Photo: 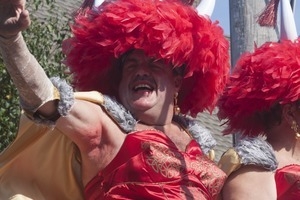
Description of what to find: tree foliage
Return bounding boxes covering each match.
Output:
[0,0,72,151]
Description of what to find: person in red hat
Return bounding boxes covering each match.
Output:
[218,0,300,199]
[0,0,229,199]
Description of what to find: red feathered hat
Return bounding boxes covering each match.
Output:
[218,0,300,136]
[62,0,230,117]
[218,39,300,137]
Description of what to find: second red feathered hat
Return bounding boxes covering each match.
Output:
[218,0,300,136]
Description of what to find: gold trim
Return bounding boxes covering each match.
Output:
[53,86,60,100]
[74,91,104,105]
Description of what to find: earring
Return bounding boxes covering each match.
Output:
[174,92,180,115]
[291,121,300,139]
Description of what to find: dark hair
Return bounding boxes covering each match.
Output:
[173,65,186,76]
[118,49,186,76]
[257,103,283,133]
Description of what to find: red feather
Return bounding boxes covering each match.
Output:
[218,38,300,137]
[63,0,230,116]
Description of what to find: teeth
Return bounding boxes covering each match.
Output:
[134,84,152,90]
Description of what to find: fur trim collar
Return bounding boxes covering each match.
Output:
[235,137,278,171]
[102,95,215,153]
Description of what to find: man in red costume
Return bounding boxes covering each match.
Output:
[0,0,229,199]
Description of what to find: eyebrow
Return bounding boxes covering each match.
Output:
[123,57,138,63]
[123,56,160,65]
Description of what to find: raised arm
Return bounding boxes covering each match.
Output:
[0,0,61,119]
[0,1,123,183]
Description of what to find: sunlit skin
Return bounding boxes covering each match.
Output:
[119,50,182,125]
[0,0,30,37]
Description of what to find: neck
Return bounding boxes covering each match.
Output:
[133,106,175,127]
[267,128,300,164]
[135,118,186,139]
[138,119,173,127]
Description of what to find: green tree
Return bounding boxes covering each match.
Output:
[0,0,72,151]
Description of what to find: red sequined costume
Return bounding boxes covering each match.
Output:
[85,130,226,200]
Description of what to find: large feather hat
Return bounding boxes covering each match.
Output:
[62,0,230,116]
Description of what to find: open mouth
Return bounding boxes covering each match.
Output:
[133,84,154,92]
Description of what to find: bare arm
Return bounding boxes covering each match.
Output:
[221,165,277,200]
[0,0,59,117]
[0,0,105,142]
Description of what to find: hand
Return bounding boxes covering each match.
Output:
[0,0,30,38]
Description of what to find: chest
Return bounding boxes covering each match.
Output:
[163,130,193,152]
[89,131,226,199]
[134,123,192,152]
[99,131,210,181]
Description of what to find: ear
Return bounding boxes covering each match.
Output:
[282,103,296,125]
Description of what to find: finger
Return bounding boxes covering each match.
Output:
[0,10,30,36]
[19,9,30,28]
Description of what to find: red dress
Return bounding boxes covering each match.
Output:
[276,164,300,200]
[84,130,226,200]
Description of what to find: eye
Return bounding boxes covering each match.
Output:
[150,61,165,71]
[123,62,137,72]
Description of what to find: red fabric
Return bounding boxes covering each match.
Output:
[62,0,230,116]
[276,164,300,200]
[84,130,226,200]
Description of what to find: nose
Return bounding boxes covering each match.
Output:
[135,63,150,76]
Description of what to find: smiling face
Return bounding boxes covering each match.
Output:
[118,50,182,122]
